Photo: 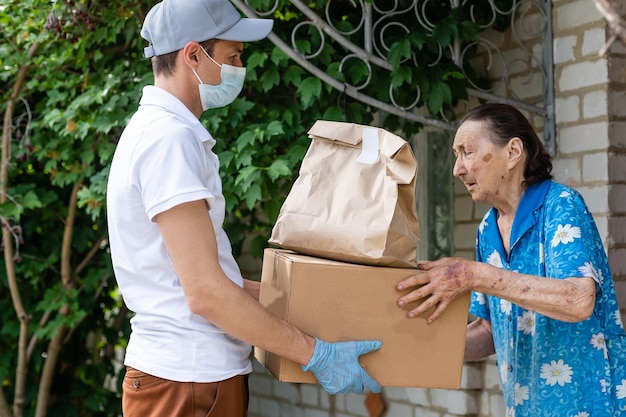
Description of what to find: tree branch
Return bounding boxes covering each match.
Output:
[75,235,106,276]
[0,386,11,417]
[26,234,107,360]
[34,315,67,417]
[594,0,626,54]
[34,181,81,417]
[2,38,41,417]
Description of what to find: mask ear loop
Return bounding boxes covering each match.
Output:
[193,45,221,85]
[200,46,222,68]
[191,68,204,84]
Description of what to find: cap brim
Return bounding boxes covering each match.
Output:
[215,18,273,42]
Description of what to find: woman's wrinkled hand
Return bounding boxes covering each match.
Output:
[395,257,476,324]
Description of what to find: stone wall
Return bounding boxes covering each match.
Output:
[246,1,625,416]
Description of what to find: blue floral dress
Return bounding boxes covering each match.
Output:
[470,180,626,417]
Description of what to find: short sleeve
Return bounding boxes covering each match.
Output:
[131,123,215,221]
[543,186,602,284]
[469,291,491,321]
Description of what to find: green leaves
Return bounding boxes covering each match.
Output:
[391,66,413,88]
[246,50,268,70]
[0,190,42,221]
[267,159,292,181]
[388,39,411,69]
[34,287,87,340]
[225,121,292,211]
[432,16,459,47]
[297,76,322,108]
[426,80,452,115]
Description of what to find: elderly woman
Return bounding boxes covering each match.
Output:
[396,103,626,416]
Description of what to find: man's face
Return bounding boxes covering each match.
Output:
[200,40,244,86]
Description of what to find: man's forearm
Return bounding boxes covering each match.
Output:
[243,279,260,301]
[464,319,495,362]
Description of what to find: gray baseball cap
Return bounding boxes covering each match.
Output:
[141,0,274,58]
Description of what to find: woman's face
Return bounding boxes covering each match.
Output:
[452,120,513,205]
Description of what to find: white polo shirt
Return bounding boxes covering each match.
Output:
[107,86,252,382]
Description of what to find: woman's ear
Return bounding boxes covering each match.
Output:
[508,137,524,167]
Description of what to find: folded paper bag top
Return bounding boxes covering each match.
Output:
[269,120,420,268]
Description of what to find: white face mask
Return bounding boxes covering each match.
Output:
[192,47,246,110]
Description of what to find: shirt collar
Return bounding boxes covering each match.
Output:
[139,86,214,144]
[484,179,552,255]
[510,179,552,250]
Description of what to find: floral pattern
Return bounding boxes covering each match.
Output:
[616,381,626,400]
[550,223,581,247]
[540,359,573,386]
[517,311,535,336]
[514,383,529,405]
[470,180,626,416]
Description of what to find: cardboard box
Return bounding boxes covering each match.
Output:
[254,249,470,389]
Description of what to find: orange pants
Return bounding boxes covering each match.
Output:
[122,367,249,417]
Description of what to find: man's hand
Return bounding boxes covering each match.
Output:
[302,338,382,395]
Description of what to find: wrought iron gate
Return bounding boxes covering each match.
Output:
[232,0,555,258]
[232,0,554,151]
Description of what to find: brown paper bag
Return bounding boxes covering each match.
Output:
[269,120,420,268]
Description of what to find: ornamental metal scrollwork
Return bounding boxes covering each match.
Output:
[232,0,555,154]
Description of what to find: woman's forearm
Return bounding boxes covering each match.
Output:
[473,263,596,322]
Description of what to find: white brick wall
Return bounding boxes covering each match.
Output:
[555,0,602,28]
[431,390,478,415]
[583,90,608,119]
[582,27,607,56]
[384,403,412,417]
[552,156,582,184]
[554,35,577,64]
[559,121,610,153]
[555,95,580,123]
[559,59,608,91]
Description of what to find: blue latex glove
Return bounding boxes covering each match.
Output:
[301,338,382,395]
